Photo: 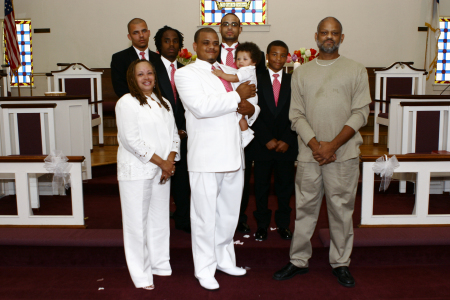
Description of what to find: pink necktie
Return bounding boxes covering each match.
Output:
[222,44,237,69]
[139,51,146,60]
[170,63,177,103]
[273,74,281,107]
[212,65,233,92]
[226,48,237,68]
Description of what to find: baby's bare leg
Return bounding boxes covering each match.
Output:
[239,114,248,131]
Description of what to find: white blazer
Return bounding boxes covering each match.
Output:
[116,93,180,181]
[175,59,260,173]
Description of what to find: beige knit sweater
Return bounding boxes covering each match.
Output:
[289,56,371,163]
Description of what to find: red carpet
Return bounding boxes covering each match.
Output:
[1,164,450,299]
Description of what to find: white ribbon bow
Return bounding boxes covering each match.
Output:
[44,150,72,190]
[372,154,400,191]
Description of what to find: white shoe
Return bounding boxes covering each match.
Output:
[198,277,220,291]
[216,266,247,276]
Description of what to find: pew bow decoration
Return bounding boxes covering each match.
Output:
[44,150,72,190]
[372,155,399,191]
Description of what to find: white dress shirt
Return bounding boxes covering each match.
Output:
[220,42,238,65]
[268,68,283,84]
[133,47,149,60]
[161,55,178,74]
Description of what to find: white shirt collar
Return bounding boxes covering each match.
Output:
[195,58,215,70]
[161,55,177,74]
[221,42,238,50]
[268,68,283,84]
[133,46,149,60]
[221,42,239,64]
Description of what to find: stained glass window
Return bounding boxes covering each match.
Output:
[3,20,33,86]
[201,0,266,26]
[436,18,450,83]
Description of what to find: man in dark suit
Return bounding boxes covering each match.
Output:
[111,18,159,98]
[149,25,190,233]
[217,13,266,234]
[249,40,298,241]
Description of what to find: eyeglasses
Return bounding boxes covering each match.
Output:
[221,22,239,28]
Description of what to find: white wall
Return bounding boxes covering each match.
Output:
[9,0,450,95]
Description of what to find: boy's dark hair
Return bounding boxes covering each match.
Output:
[235,42,262,65]
[154,25,184,53]
[266,40,289,54]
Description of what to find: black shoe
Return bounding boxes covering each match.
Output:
[236,222,250,233]
[255,227,267,241]
[332,266,355,288]
[277,228,292,240]
[273,263,309,281]
[175,224,191,234]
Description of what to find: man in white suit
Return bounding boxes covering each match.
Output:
[175,27,258,291]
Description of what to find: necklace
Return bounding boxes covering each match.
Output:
[316,55,341,67]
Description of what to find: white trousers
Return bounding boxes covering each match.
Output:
[118,172,171,288]
[189,167,244,280]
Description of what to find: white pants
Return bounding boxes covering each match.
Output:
[118,172,171,288]
[189,167,244,280]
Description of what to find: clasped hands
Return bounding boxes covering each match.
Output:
[312,141,337,166]
[266,138,289,153]
[159,159,176,184]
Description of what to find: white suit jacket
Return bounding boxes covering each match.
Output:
[175,59,260,173]
[116,93,180,181]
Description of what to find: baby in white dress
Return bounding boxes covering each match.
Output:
[212,42,261,148]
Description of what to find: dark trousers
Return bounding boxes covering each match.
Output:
[253,160,295,229]
[238,151,253,224]
[171,138,190,227]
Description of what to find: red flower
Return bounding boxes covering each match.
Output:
[178,48,192,59]
[309,55,315,61]
[310,48,317,56]
[293,50,301,57]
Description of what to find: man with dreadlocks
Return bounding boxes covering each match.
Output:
[150,26,191,234]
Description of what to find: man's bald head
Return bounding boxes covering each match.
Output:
[316,17,343,34]
[127,18,147,33]
[194,27,217,43]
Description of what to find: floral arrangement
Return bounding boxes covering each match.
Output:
[177,48,197,65]
[291,48,319,64]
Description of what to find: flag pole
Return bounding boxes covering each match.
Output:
[14,69,20,97]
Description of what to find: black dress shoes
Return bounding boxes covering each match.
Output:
[332,266,355,287]
[277,228,292,240]
[273,262,309,280]
[236,222,250,233]
[255,227,267,241]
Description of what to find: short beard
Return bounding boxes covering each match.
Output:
[316,39,340,54]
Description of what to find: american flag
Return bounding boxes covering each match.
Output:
[4,0,21,73]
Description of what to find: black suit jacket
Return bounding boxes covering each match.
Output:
[149,56,186,132]
[248,70,298,161]
[110,46,159,98]
[217,46,266,75]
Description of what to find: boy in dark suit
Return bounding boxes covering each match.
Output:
[249,40,298,241]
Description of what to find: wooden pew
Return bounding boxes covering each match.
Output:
[361,154,450,226]
[0,96,92,179]
[0,155,85,227]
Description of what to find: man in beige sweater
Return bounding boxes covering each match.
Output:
[273,17,371,288]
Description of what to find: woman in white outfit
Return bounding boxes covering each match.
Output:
[115,59,180,290]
